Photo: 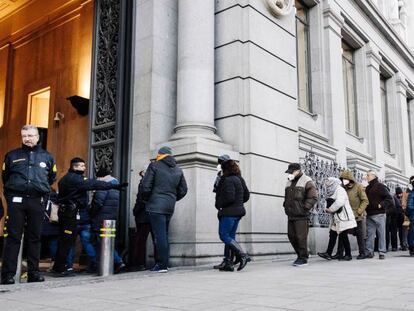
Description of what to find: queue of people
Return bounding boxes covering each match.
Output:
[1,124,414,285]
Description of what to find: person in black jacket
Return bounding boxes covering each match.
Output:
[90,166,125,274]
[215,159,250,272]
[141,147,187,273]
[52,158,128,276]
[394,187,408,251]
[1,125,56,285]
[132,165,156,271]
[365,170,394,259]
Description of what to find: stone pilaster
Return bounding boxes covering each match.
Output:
[322,3,347,165]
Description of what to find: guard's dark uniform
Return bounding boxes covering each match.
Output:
[53,169,121,273]
[1,144,56,280]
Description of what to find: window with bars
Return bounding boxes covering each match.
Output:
[295,0,311,112]
[342,41,358,135]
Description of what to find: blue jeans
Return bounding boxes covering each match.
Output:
[49,237,73,268]
[78,224,97,264]
[219,217,240,245]
[149,213,172,269]
[366,214,386,255]
[407,212,414,247]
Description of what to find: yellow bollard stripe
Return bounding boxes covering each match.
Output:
[64,230,73,234]
[4,234,8,237]
[100,228,116,232]
[99,234,116,237]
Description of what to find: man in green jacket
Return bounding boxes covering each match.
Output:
[340,170,369,259]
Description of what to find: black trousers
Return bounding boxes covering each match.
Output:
[1,196,44,277]
[327,229,352,257]
[287,219,309,260]
[53,205,78,272]
[386,213,398,250]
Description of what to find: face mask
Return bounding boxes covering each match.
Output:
[342,179,350,186]
[217,164,222,172]
[408,184,413,191]
[361,180,369,187]
[287,174,295,181]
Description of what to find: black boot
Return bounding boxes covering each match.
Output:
[1,274,15,285]
[218,260,234,272]
[213,260,226,269]
[27,272,45,283]
[228,241,249,271]
[214,245,232,269]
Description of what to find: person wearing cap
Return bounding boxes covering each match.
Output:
[364,170,394,259]
[283,163,317,267]
[141,147,188,273]
[215,159,250,271]
[212,154,234,270]
[394,187,407,251]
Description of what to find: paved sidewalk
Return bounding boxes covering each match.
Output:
[1,252,414,310]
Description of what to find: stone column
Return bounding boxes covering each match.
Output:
[162,0,235,266]
[172,0,220,141]
[396,76,411,175]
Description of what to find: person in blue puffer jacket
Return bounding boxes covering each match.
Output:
[90,166,125,273]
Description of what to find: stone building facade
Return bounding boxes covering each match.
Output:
[128,0,414,265]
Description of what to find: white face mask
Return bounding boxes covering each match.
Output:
[361,180,369,187]
[287,174,295,181]
[408,184,413,191]
[217,164,222,172]
[342,179,350,186]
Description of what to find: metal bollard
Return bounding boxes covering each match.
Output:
[15,233,24,283]
[99,220,116,276]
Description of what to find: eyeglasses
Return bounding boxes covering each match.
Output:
[22,134,39,139]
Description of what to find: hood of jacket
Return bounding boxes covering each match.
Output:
[340,170,355,183]
[160,156,177,168]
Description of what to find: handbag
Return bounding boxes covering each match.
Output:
[46,199,59,223]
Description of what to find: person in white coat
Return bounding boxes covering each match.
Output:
[319,178,357,261]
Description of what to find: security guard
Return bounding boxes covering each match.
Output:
[1,125,57,285]
[52,158,128,276]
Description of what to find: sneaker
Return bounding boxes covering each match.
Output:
[51,269,76,277]
[339,255,352,261]
[293,258,308,267]
[317,252,332,260]
[379,254,385,260]
[114,263,126,274]
[356,254,366,260]
[150,264,168,273]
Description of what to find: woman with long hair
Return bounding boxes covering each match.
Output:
[215,159,250,271]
